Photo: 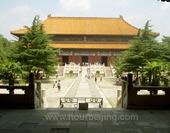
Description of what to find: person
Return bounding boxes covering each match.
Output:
[124,76,127,81]
[88,73,90,79]
[134,77,138,86]
[116,76,119,85]
[138,77,141,86]
[95,76,97,83]
[100,76,102,82]
[56,73,58,79]
[57,80,61,92]
[38,73,41,79]
[53,78,57,88]
[133,77,136,84]
[79,69,82,74]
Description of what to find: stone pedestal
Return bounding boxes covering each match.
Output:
[79,103,88,110]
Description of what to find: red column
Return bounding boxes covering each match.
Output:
[72,56,75,62]
[95,56,98,62]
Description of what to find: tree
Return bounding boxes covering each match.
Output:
[119,21,160,75]
[12,15,60,78]
[141,60,169,86]
[113,56,123,76]
[161,36,170,63]
[0,35,8,64]
[0,62,25,85]
[161,36,170,79]
[0,42,6,64]
[114,21,170,85]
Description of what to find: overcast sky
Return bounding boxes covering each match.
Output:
[0,0,170,41]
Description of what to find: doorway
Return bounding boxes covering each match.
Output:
[63,56,69,65]
[82,56,88,65]
[82,56,88,63]
[101,56,107,66]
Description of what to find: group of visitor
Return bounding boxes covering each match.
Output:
[116,75,127,85]
[53,74,61,92]
[133,77,141,86]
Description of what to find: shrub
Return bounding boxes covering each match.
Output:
[69,70,73,75]
[96,70,100,75]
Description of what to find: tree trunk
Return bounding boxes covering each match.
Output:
[9,79,14,85]
[137,71,138,78]
[36,69,40,80]
[149,75,151,86]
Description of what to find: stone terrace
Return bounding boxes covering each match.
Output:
[0,108,170,133]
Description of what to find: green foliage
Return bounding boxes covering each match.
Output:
[0,35,8,64]
[69,70,73,74]
[114,21,170,86]
[12,15,60,77]
[141,61,165,85]
[96,70,100,75]
[69,70,73,75]
[121,21,161,74]
[0,42,6,64]
[0,62,26,83]
[161,36,170,63]
[113,57,123,75]
[0,35,11,49]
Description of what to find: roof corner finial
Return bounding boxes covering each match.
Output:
[48,14,51,18]
[120,15,123,19]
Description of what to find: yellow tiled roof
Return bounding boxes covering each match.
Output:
[50,41,131,49]
[11,15,139,36]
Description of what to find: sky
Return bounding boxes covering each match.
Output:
[0,0,170,41]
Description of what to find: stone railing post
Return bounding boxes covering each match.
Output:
[127,73,134,108]
[28,73,35,108]
[42,89,47,108]
[121,81,127,108]
[36,81,42,108]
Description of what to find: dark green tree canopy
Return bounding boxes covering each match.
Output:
[0,34,10,64]
[161,36,170,62]
[13,15,60,76]
[114,21,169,86]
[121,21,160,73]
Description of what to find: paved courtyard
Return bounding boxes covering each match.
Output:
[42,66,121,108]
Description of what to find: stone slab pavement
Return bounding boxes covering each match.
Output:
[63,66,113,108]
[97,78,122,108]
[41,76,77,108]
[0,108,169,133]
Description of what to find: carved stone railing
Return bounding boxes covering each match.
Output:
[64,63,80,76]
[60,97,103,108]
[90,64,105,76]
[0,73,35,109]
[121,73,170,109]
[116,81,127,108]
[131,86,170,108]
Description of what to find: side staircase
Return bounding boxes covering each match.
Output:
[105,67,113,78]
[57,66,64,76]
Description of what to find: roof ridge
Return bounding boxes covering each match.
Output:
[11,15,145,36]
[47,16,121,20]
[121,18,139,31]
